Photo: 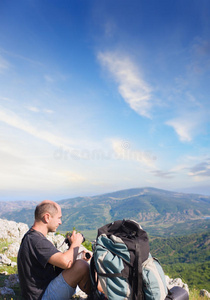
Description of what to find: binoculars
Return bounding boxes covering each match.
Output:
[64,232,91,260]
[64,232,85,247]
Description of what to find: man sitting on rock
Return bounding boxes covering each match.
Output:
[17,200,92,300]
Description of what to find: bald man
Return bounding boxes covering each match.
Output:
[17,200,91,300]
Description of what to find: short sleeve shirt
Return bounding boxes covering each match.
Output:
[17,229,60,300]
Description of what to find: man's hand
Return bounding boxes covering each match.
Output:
[69,230,84,247]
[77,250,92,261]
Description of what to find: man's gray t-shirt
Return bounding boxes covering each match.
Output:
[18,229,59,300]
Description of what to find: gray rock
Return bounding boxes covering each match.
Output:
[0,253,12,266]
[0,286,15,296]
[0,253,16,267]
[200,289,210,298]
[47,232,69,252]
[11,261,17,267]
[6,241,20,257]
[71,288,88,299]
[5,274,19,287]
[0,271,8,275]
[165,275,189,294]
[0,218,28,242]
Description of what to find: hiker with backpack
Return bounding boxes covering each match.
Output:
[17,200,189,300]
[17,200,92,300]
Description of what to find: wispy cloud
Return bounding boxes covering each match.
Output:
[151,169,175,179]
[27,106,40,112]
[193,39,210,57]
[0,146,87,191]
[43,109,54,114]
[166,112,205,142]
[188,159,210,177]
[0,55,10,73]
[111,139,156,167]
[44,75,54,83]
[104,21,117,38]
[26,106,54,114]
[0,47,43,67]
[0,108,73,149]
[98,51,152,118]
[189,38,210,75]
[0,96,11,102]
[166,118,194,142]
[57,171,86,183]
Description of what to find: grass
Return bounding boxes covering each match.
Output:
[0,239,17,275]
[0,239,22,299]
[189,288,209,299]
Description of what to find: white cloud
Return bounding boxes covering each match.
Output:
[57,171,86,183]
[26,106,54,114]
[0,153,86,191]
[98,51,152,118]
[27,106,40,112]
[151,169,175,179]
[165,112,205,142]
[44,75,54,83]
[0,48,43,67]
[0,55,10,73]
[43,109,54,114]
[188,160,210,178]
[0,133,87,193]
[166,118,194,142]
[111,139,156,167]
[0,97,11,101]
[0,107,75,150]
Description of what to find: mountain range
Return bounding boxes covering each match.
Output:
[1,187,210,238]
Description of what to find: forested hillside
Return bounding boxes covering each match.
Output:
[150,231,210,290]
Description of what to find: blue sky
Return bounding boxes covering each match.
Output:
[0,0,210,201]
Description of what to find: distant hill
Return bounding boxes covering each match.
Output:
[1,187,210,237]
[0,201,38,218]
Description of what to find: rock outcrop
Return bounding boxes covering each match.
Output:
[165,275,189,294]
[0,219,29,243]
[200,289,210,298]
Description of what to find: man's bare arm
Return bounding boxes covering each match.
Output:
[48,231,83,269]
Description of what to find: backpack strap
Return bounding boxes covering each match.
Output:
[89,257,100,297]
[90,257,110,300]
[132,243,144,300]
[97,272,122,278]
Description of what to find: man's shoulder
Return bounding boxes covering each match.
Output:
[19,229,59,257]
[21,229,48,247]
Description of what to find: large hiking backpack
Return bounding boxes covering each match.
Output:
[90,219,188,300]
[90,219,150,300]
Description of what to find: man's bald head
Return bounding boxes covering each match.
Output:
[35,200,60,221]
